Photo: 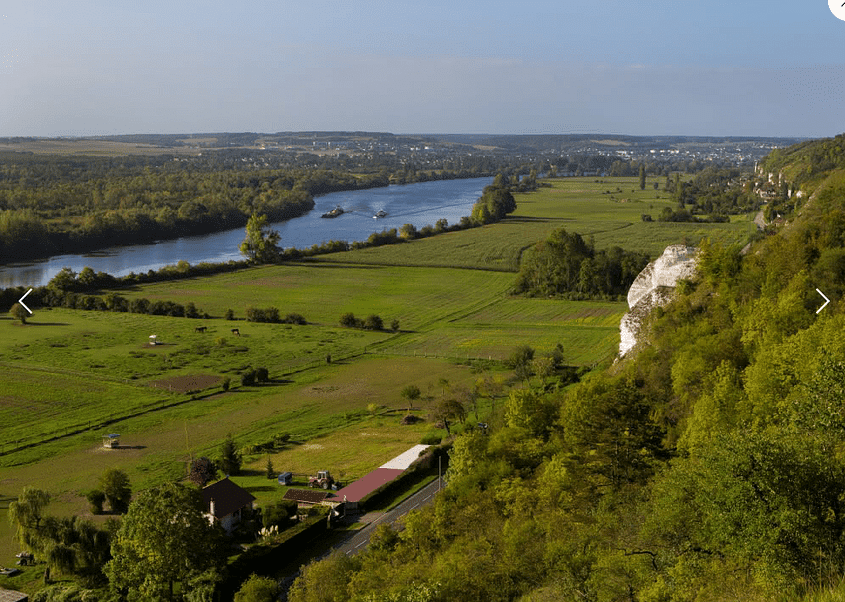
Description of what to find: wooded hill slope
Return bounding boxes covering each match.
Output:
[288,135,845,602]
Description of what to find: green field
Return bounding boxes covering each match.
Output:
[0,176,756,592]
[306,177,757,271]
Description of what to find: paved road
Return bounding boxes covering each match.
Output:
[337,477,443,556]
[278,478,444,599]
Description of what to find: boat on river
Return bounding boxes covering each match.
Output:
[373,210,387,219]
[321,205,345,218]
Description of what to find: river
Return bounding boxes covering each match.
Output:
[0,177,492,288]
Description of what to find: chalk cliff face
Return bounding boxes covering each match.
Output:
[619,244,698,357]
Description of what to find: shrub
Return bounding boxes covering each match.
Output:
[363,314,383,331]
[241,371,257,386]
[262,500,298,529]
[255,367,269,382]
[421,432,442,445]
[340,312,358,327]
[225,308,235,320]
[391,318,400,332]
[86,489,106,514]
[283,313,306,325]
[246,307,281,323]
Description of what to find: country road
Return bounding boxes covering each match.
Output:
[279,477,444,599]
[337,476,443,556]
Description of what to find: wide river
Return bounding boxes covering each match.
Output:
[0,177,492,288]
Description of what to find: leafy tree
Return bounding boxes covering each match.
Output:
[86,489,106,515]
[363,314,383,331]
[431,398,466,437]
[188,457,218,487]
[235,574,280,602]
[105,482,224,601]
[219,434,242,476]
[100,469,132,514]
[504,389,558,437]
[10,303,29,324]
[401,384,421,413]
[399,223,417,240]
[288,551,358,602]
[8,486,51,550]
[507,344,535,382]
[339,312,358,328]
[239,213,281,263]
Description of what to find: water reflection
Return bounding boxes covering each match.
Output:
[0,177,491,288]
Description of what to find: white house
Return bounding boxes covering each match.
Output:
[201,477,256,535]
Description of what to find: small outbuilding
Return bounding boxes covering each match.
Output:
[277,472,293,486]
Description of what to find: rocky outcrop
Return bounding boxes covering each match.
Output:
[619,244,698,357]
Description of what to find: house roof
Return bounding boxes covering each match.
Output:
[282,489,331,504]
[202,478,256,519]
[333,467,404,503]
[0,590,28,602]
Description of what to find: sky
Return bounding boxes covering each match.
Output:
[1,0,843,138]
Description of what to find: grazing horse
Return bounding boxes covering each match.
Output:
[231,328,240,336]
[195,326,207,333]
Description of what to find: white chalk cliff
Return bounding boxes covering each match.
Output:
[619,244,698,357]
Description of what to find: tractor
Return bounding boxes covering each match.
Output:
[309,470,335,489]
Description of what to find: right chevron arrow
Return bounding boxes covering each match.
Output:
[816,288,830,314]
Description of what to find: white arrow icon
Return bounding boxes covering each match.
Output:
[18,288,32,315]
[816,288,830,314]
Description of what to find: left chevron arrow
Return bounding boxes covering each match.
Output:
[18,288,32,314]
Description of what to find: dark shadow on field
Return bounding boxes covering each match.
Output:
[27,322,72,326]
[112,445,146,450]
[237,468,267,478]
[243,485,275,494]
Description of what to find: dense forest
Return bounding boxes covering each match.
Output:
[286,137,845,602]
[0,149,517,262]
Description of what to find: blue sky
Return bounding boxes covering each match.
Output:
[1,1,843,137]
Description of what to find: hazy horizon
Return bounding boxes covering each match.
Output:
[2,1,843,139]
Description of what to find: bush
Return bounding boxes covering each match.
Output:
[262,500,298,529]
[363,314,383,331]
[225,308,235,320]
[421,432,443,445]
[255,367,269,382]
[246,307,281,323]
[241,371,257,386]
[340,312,358,327]
[86,489,106,514]
[283,313,306,325]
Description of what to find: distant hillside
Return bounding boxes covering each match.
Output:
[755,133,845,220]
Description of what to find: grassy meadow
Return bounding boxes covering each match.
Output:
[0,176,757,591]
[304,176,757,271]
